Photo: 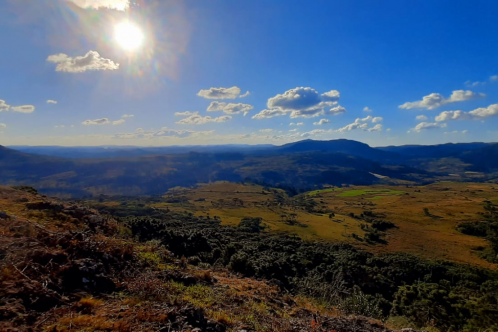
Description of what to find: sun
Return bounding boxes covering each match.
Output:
[114,22,144,51]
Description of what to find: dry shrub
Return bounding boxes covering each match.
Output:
[135,308,169,323]
[125,271,168,301]
[195,270,212,282]
[208,310,235,325]
[55,315,131,331]
[78,297,104,314]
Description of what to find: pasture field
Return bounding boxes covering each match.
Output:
[151,181,498,268]
[336,189,406,197]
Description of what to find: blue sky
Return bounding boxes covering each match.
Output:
[1,0,498,146]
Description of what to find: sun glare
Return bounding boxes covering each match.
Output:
[114,22,144,51]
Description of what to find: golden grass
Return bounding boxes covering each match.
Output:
[149,181,498,268]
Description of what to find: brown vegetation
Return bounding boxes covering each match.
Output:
[0,186,409,331]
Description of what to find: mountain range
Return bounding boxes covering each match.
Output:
[2,139,497,197]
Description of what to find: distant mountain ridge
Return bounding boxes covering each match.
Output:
[8,144,274,159]
[10,139,496,161]
[273,139,403,162]
[378,142,494,158]
[2,139,498,197]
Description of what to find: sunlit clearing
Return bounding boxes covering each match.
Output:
[115,22,144,51]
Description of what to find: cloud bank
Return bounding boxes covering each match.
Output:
[435,103,498,121]
[114,127,214,139]
[399,90,485,110]
[176,112,232,124]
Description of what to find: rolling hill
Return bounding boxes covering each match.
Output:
[2,139,497,197]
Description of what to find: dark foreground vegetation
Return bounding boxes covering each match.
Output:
[95,201,498,332]
[2,185,498,331]
[457,201,498,263]
[2,186,399,332]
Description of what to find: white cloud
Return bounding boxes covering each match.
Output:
[367,124,383,132]
[47,51,119,73]
[411,122,447,132]
[240,91,251,98]
[113,119,125,125]
[259,128,273,133]
[416,115,428,121]
[465,81,484,88]
[65,0,129,10]
[207,102,253,116]
[47,100,57,104]
[399,90,486,110]
[174,111,196,117]
[336,119,369,133]
[252,109,288,119]
[122,114,134,118]
[176,112,232,125]
[82,118,110,125]
[289,122,304,126]
[435,103,498,122]
[54,125,65,129]
[197,86,242,99]
[268,87,322,110]
[0,100,35,113]
[386,128,391,132]
[462,130,468,134]
[465,75,498,87]
[0,100,10,112]
[289,102,346,118]
[254,87,345,119]
[320,90,341,101]
[313,119,330,126]
[301,129,326,138]
[11,105,35,113]
[329,105,346,115]
[334,116,383,133]
[289,109,324,118]
[363,107,372,112]
[356,115,382,123]
[114,127,214,139]
[0,123,6,128]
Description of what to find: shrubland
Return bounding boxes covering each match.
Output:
[2,184,498,331]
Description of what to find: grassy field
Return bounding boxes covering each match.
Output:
[307,187,343,196]
[336,189,406,197]
[150,181,498,269]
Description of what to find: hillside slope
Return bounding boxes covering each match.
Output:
[0,186,417,332]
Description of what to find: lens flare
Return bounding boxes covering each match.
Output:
[114,21,144,51]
